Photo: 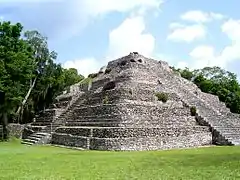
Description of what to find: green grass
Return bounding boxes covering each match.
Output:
[0,141,240,180]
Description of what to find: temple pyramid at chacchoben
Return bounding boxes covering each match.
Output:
[27,52,240,150]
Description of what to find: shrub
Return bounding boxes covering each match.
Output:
[102,95,109,104]
[190,106,197,116]
[105,68,112,74]
[155,92,168,103]
[88,73,98,79]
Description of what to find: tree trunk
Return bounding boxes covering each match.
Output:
[2,112,8,140]
[16,76,37,121]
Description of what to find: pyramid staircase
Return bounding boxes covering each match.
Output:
[21,82,88,145]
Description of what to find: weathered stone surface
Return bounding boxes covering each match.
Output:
[52,129,211,151]
[24,53,240,150]
[7,123,25,138]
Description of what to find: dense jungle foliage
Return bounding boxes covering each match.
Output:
[0,21,84,138]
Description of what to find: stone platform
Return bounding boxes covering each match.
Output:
[52,126,211,150]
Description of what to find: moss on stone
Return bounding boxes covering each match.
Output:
[155,92,168,103]
[190,106,197,116]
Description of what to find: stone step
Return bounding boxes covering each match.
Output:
[218,129,240,134]
[215,126,240,129]
[211,122,238,127]
[31,134,46,138]
[22,138,37,144]
[223,134,240,139]
[72,115,196,122]
[65,121,197,127]
[230,140,240,145]
[28,136,41,141]
[55,126,209,138]
[73,104,191,117]
[32,122,52,126]
[22,132,51,146]
[30,125,47,128]
[79,89,182,105]
[36,132,50,136]
[21,141,34,146]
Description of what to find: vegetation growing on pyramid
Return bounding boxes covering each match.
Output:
[190,106,197,116]
[155,92,169,103]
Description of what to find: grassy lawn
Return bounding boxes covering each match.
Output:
[0,141,240,180]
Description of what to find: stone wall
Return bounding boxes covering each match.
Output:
[55,126,209,138]
[52,127,212,151]
[7,123,25,138]
[65,116,197,128]
[81,86,183,106]
[0,124,26,139]
[51,133,88,149]
[89,132,212,151]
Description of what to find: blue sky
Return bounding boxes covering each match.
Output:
[0,0,240,78]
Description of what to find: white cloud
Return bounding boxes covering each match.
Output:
[219,19,240,67]
[189,45,219,68]
[107,16,155,59]
[210,12,225,20]
[176,61,189,69]
[0,0,162,76]
[181,10,210,23]
[180,10,225,23]
[189,44,240,70]
[29,0,161,75]
[63,15,156,76]
[169,22,185,29]
[189,19,240,69]
[83,0,163,17]
[222,19,240,43]
[167,24,206,43]
[0,0,162,41]
[63,58,104,77]
[190,45,215,60]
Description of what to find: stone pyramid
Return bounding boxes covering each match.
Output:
[51,52,240,150]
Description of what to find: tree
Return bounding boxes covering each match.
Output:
[176,66,240,114]
[62,68,84,88]
[0,21,36,138]
[22,31,84,118]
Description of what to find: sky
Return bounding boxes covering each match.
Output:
[0,0,240,79]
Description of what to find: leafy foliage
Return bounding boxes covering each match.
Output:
[190,106,197,116]
[105,68,112,74]
[102,95,109,104]
[0,21,84,135]
[155,92,168,103]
